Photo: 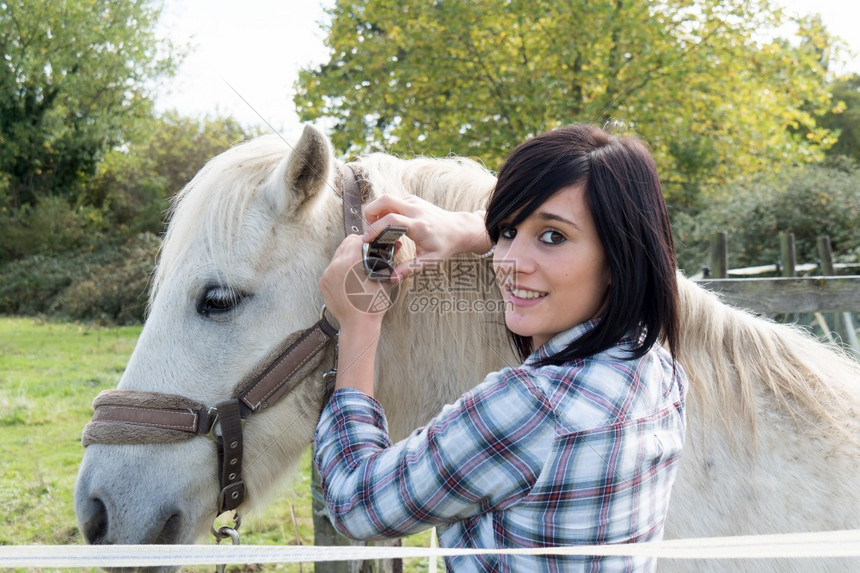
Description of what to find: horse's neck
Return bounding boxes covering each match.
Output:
[675,274,860,448]
[373,267,513,439]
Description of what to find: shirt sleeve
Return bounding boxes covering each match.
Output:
[313,369,556,541]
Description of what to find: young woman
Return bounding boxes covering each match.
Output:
[315,123,687,571]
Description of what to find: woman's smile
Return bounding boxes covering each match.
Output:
[507,285,548,302]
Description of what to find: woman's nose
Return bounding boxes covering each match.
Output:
[494,236,535,277]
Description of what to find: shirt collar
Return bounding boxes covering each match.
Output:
[525,319,600,365]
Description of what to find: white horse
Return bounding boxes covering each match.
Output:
[75,125,860,571]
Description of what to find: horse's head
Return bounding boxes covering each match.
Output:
[74,123,510,558]
[74,125,346,548]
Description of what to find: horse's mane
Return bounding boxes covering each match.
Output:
[360,151,860,447]
[361,151,860,446]
[357,152,496,212]
[677,275,860,445]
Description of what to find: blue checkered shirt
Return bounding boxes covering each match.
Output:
[314,321,687,572]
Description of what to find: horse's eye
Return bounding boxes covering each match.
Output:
[197,286,247,317]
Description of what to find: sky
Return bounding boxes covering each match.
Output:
[154,0,860,135]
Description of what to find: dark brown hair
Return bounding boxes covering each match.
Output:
[486,123,680,366]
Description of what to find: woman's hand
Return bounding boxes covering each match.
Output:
[318,234,392,334]
[363,195,492,281]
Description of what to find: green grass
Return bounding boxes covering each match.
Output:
[0,318,139,548]
[0,317,438,572]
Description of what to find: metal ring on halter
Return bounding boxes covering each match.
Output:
[213,526,240,573]
[319,304,339,331]
[213,525,240,545]
[212,524,241,547]
[211,513,242,542]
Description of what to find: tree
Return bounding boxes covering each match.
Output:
[88,112,258,237]
[820,74,860,163]
[295,0,837,206]
[0,0,178,209]
[0,112,255,261]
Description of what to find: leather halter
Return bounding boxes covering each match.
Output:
[82,164,365,515]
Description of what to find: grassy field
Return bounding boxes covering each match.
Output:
[0,317,435,572]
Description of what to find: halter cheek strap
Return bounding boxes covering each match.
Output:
[213,316,338,512]
[341,163,366,236]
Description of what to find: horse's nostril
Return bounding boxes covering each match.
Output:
[82,497,109,545]
[154,512,183,544]
[79,496,185,546]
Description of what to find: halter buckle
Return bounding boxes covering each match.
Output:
[362,225,406,281]
[319,304,339,332]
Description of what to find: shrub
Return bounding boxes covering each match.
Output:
[673,163,860,275]
[0,233,161,324]
[0,254,76,315]
[0,195,107,263]
[53,234,161,324]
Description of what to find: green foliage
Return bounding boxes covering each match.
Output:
[53,234,162,325]
[87,112,258,236]
[0,254,75,316]
[296,0,838,205]
[0,195,107,261]
[820,74,860,163]
[0,233,161,324]
[0,111,259,324]
[673,163,860,274]
[0,112,256,264]
[0,0,179,209]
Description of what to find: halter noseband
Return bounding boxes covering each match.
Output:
[81,163,366,516]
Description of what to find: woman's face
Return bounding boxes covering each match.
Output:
[493,183,610,350]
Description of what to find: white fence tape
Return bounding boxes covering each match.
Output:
[2,529,860,567]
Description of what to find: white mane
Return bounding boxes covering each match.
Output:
[676,276,860,449]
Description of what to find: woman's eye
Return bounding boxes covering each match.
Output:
[540,230,566,245]
[197,286,247,317]
[499,226,517,240]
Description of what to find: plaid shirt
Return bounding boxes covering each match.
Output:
[314,321,687,572]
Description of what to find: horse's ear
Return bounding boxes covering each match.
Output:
[279,124,332,213]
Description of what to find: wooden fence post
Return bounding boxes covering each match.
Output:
[709,232,728,279]
[817,236,860,357]
[779,232,797,278]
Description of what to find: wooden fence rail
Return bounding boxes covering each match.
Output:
[694,276,860,314]
[695,232,860,356]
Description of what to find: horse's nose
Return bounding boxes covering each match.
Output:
[79,494,184,545]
